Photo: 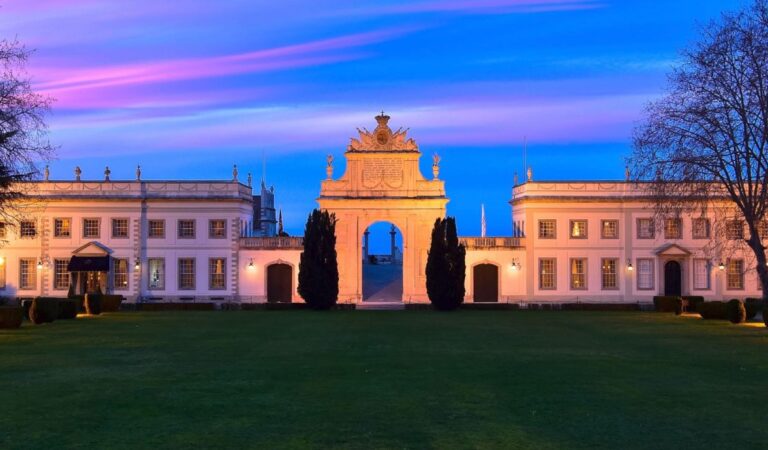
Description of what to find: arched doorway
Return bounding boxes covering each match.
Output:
[362,222,403,302]
[664,261,682,296]
[267,263,292,303]
[473,264,499,302]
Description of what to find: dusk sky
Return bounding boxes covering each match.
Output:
[1,0,743,238]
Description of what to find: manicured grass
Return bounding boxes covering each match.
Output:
[1,311,767,449]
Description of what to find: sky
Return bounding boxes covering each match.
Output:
[0,0,746,243]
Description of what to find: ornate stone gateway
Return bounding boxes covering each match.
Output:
[319,113,448,303]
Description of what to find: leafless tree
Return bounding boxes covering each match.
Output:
[630,0,768,317]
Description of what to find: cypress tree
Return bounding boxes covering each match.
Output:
[426,216,466,310]
[298,209,339,310]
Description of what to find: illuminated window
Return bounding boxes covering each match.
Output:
[178,220,195,239]
[637,258,654,290]
[664,218,682,239]
[726,220,744,240]
[539,258,556,290]
[178,258,195,290]
[727,259,744,290]
[112,218,129,238]
[0,260,5,288]
[113,258,129,290]
[569,220,588,239]
[148,220,165,238]
[209,258,226,290]
[20,221,36,238]
[209,220,226,239]
[83,218,100,238]
[601,258,618,290]
[637,218,654,239]
[148,258,165,290]
[570,258,587,289]
[538,220,556,239]
[692,218,710,239]
[53,259,70,290]
[693,259,710,290]
[19,258,36,290]
[54,218,71,238]
[601,220,618,239]
[0,222,5,238]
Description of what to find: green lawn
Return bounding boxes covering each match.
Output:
[1,311,767,449]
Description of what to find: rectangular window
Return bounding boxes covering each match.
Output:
[148,258,165,290]
[601,258,618,290]
[637,218,654,239]
[113,258,129,290]
[0,261,6,289]
[54,218,71,238]
[111,218,129,238]
[148,219,165,238]
[209,258,226,290]
[727,259,744,290]
[759,220,768,239]
[726,220,744,240]
[20,220,36,238]
[83,218,100,238]
[539,258,556,290]
[178,258,196,290]
[637,258,654,290]
[538,220,556,239]
[178,219,196,239]
[569,220,588,239]
[209,219,227,239]
[570,258,587,290]
[19,258,36,290]
[0,222,6,238]
[664,218,682,239]
[53,259,70,290]
[601,220,619,239]
[693,259,710,290]
[692,218,710,239]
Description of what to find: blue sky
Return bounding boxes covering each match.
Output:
[0,0,745,238]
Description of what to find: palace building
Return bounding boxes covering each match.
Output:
[0,114,761,305]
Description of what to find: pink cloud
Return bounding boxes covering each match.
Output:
[341,0,603,15]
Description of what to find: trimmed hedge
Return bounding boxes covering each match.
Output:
[29,297,59,324]
[138,302,216,311]
[0,306,23,329]
[653,296,679,312]
[745,298,763,320]
[559,303,640,311]
[101,295,124,312]
[698,301,729,320]
[57,299,78,320]
[85,293,102,315]
[727,299,746,324]
[682,296,705,312]
[675,298,684,316]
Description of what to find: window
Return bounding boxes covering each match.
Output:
[637,218,654,239]
[664,218,682,239]
[693,259,710,290]
[692,218,710,239]
[54,218,71,238]
[0,261,5,289]
[570,258,587,290]
[148,220,165,238]
[148,258,165,290]
[19,258,36,290]
[569,220,588,239]
[759,221,768,239]
[112,218,129,238]
[178,219,195,239]
[53,259,69,290]
[113,258,128,290]
[727,259,744,290]
[601,220,619,239]
[637,258,654,290]
[83,218,100,238]
[601,258,618,290]
[539,258,556,290]
[209,219,226,239]
[178,258,195,290]
[0,222,5,238]
[726,220,744,240]
[209,258,226,290]
[20,220,36,238]
[538,220,556,239]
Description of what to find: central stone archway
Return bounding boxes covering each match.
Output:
[318,113,448,303]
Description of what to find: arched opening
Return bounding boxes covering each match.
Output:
[473,264,499,302]
[664,260,682,296]
[267,263,292,303]
[362,222,403,302]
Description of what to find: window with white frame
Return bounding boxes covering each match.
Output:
[601,220,618,239]
[148,258,165,290]
[20,221,36,238]
[637,218,654,239]
[601,258,618,290]
[693,259,710,290]
[727,259,744,290]
[637,258,654,290]
[53,259,69,290]
[178,219,196,239]
[113,258,128,290]
[692,218,710,239]
[569,220,588,239]
[148,220,165,238]
[209,219,226,239]
[726,220,744,240]
[538,220,556,239]
[19,258,36,290]
[539,258,556,290]
[54,218,71,238]
[209,258,226,290]
[664,218,682,239]
[83,218,100,238]
[570,258,587,289]
[178,258,195,290]
[112,218,129,238]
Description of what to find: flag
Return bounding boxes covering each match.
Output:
[481,204,486,237]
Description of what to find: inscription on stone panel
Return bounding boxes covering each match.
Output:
[362,159,404,188]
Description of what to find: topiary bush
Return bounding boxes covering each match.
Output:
[84,293,102,315]
[57,299,78,320]
[29,297,59,324]
[681,296,705,312]
[745,298,763,320]
[727,299,746,324]
[101,295,124,312]
[426,217,466,311]
[697,301,729,320]
[297,209,339,310]
[0,306,23,329]
[653,296,680,312]
[674,298,685,315]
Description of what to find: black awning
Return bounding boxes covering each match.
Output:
[67,256,110,272]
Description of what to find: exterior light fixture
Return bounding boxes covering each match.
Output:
[0,256,5,265]
[627,260,633,271]
[134,260,141,270]
[37,259,43,270]
[509,259,521,272]
[718,261,725,271]
[247,258,255,270]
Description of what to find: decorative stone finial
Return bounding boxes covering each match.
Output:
[247,172,252,187]
[232,164,238,182]
[104,166,111,181]
[74,166,81,181]
[326,154,334,180]
[432,153,440,180]
[527,166,533,182]
[136,165,141,181]
[44,165,49,181]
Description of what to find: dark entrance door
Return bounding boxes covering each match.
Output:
[267,264,292,303]
[664,261,682,296]
[473,264,499,302]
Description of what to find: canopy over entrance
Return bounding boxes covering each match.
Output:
[68,241,113,294]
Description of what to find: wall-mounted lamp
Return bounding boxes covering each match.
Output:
[626,260,633,271]
[247,258,256,270]
[134,259,141,270]
[718,261,726,271]
[509,258,521,272]
[37,259,43,270]
[0,256,5,265]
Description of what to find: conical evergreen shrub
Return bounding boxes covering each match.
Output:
[426,217,466,310]
[298,209,339,310]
